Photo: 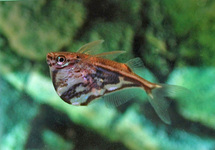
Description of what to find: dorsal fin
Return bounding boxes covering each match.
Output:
[126,57,145,72]
[76,40,104,55]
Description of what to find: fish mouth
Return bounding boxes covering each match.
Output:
[46,52,54,66]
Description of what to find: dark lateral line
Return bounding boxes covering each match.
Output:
[94,65,143,87]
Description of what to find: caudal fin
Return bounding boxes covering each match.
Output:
[147,84,190,124]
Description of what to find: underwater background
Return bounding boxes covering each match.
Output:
[0,0,215,149]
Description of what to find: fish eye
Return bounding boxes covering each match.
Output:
[57,55,66,65]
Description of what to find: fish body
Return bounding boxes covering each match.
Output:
[47,40,186,124]
[47,51,158,105]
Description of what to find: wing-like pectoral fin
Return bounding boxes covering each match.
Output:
[93,51,126,60]
[76,40,104,54]
[76,40,126,60]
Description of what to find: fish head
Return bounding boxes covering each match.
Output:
[46,52,81,70]
[46,52,85,97]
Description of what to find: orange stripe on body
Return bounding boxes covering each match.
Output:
[88,56,157,90]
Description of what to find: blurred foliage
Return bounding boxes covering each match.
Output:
[42,130,74,150]
[162,0,215,66]
[0,77,39,149]
[168,67,215,128]
[79,21,135,62]
[0,0,85,60]
[136,0,215,81]
[0,0,215,150]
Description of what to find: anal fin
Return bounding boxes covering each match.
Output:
[103,88,142,108]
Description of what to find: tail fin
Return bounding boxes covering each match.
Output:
[147,84,190,124]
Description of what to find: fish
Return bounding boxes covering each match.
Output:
[46,40,187,124]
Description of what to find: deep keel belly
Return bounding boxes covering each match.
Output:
[59,66,142,105]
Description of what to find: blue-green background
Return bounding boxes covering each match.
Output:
[0,0,215,149]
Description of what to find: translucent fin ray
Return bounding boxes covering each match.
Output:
[76,40,104,54]
[148,87,171,124]
[104,88,141,108]
[147,84,191,124]
[126,57,145,72]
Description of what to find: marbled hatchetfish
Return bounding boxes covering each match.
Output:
[46,40,186,124]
